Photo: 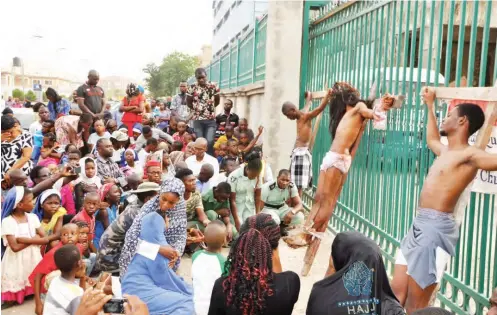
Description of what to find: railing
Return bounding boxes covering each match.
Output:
[301,1,496,314]
[189,14,268,89]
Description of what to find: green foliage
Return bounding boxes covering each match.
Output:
[25,90,37,102]
[143,51,200,97]
[42,93,48,102]
[12,89,24,99]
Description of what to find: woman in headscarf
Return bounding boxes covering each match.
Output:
[119,178,186,277]
[74,157,102,213]
[120,83,145,138]
[306,231,405,315]
[122,211,194,314]
[93,183,121,249]
[32,189,67,253]
[120,148,143,178]
[169,142,195,166]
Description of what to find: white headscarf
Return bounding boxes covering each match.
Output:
[75,157,102,188]
[14,186,25,209]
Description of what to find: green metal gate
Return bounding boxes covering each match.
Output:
[301,1,497,314]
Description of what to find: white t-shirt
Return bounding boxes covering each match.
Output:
[88,132,111,146]
[138,150,150,168]
[185,154,220,176]
[29,121,42,134]
[191,250,226,315]
[43,276,84,315]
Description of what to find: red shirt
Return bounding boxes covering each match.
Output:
[121,95,145,124]
[29,243,84,293]
[71,210,96,241]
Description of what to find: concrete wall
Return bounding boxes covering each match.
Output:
[216,1,304,178]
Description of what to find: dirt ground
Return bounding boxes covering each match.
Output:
[3,233,334,315]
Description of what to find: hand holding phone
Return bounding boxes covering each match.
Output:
[103,298,127,314]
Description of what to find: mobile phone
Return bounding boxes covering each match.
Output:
[74,166,81,174]
[103,298,127,314]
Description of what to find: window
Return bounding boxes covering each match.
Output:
[44,80,52,85]
[33,79,41,84]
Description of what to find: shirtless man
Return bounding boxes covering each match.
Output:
[305,82,385,235]
[282,90,332,197]
[391,87,497,314]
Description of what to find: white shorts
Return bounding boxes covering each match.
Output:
[395,247,450,283]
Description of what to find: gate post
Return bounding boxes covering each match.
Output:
[262,0,305,174]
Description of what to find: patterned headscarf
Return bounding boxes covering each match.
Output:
[119,177,186,277]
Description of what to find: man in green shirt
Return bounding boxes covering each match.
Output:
[202,182,237,240]
[260,169,304,229]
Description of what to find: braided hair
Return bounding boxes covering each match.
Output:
[328,82,373,139]
[240,213,280,250]
[223,228,274,315]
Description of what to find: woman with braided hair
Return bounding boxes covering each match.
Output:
[208,228,300,315]
[239,213,283,273]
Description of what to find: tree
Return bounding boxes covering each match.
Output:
[12,89,24,100]
[143,51,200,97]
[25,90,36,102]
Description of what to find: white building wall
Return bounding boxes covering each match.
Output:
[212,0,268,56]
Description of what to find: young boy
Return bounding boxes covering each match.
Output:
[213,125,238,150]
[215,143,228,164]
[88,119,111,154]
[71,192,99,253]
[138,138,158,167]
[172,120,190,150]
[42,244,85,315]
[225,139,240,162]
[74,221,96,276]
[171,141,184,152]
[191,221,227,315]
[30,223,83,315]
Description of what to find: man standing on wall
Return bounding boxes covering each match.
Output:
[186,68,220,153]
[76,70,106,119]
[281,91,330,197]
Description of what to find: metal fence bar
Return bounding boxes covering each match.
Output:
[302,1,496,314]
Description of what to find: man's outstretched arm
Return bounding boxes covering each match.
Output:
[306,89,333,119]
[469,148,497,171]
[422,87,444,156]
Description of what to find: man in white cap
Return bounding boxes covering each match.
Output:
[96,182,160,275]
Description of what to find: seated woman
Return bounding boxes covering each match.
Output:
[239,213,283,273]
[306,231,405,315]
[208,227,300,315]
[121,212,194,315]
[119,178,187,276]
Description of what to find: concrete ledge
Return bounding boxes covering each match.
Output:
[220,82,265,97]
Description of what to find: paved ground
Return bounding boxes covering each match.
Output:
[3,233,334,315]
